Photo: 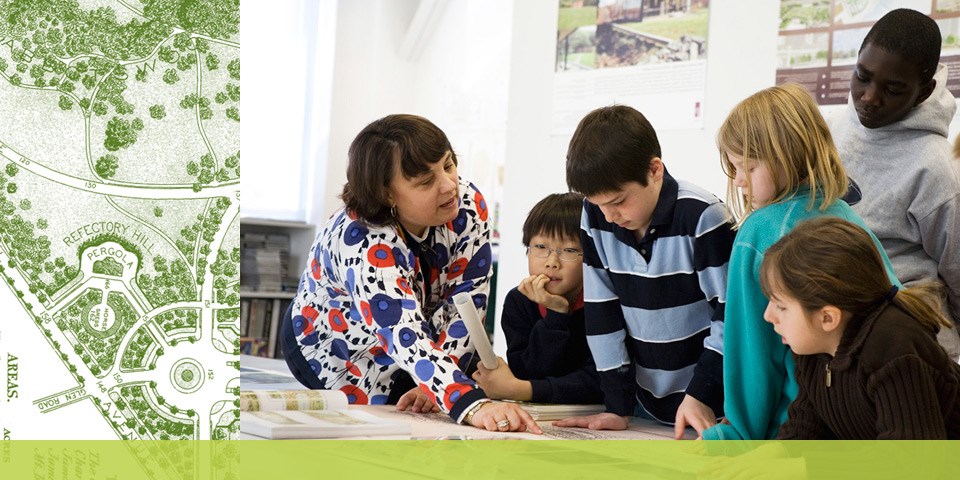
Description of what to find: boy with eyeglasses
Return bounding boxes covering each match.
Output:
[472,193,603,405]
[554,105,735,439]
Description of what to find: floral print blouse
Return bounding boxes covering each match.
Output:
[290,178,493,420]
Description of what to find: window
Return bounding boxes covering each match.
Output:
[241,0,336,221]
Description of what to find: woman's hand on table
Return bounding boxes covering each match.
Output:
[470,401,543,434]
[395,386,440,413]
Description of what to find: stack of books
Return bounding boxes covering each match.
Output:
[240,232,291,292]
[240,390,411,439]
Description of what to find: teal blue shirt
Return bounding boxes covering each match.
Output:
[702,190,899,440]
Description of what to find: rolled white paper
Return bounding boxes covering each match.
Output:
[452,292,498,370]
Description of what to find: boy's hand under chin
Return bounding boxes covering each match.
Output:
[519,274,569,313]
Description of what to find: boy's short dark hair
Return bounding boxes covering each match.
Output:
[522,192,585,246]
[860,8,941,84]
[340,114,456,225]
[566,105,662,196]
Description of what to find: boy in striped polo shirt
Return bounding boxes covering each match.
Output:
[554,105,735,439]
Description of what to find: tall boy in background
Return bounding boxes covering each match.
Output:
[830,8,960,358]
[555,106,735,439]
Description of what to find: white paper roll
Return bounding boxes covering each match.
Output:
[452,292,498,369]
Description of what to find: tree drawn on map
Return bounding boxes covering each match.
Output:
[0,0,240,465]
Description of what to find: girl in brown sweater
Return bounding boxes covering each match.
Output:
[758,216,960,439]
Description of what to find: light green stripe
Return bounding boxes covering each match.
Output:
[3,440,958,479]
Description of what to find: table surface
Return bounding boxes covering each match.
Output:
[239,355,687,440]
[241,405,683,440]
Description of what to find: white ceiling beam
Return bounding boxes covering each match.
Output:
[397,0,447,61]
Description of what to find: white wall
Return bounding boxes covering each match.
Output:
[319,0,512,227]
[318,0,419,227]
[409,1,512,212]
[492,0,780,354]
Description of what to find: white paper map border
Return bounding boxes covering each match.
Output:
[0,0,240,445]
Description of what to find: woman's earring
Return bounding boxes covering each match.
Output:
[390,205,398,218]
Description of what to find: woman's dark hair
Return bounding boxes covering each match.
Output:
[340,114,456,225]
[760,216,950,332]
[521,192,585,246]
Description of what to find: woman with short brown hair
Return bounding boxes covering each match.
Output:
[281,114,540,433]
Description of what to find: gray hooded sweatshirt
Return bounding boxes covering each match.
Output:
[830,64,960,332]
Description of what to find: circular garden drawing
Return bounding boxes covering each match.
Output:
[170,358,204,394]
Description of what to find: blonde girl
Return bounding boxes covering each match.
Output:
[701,83,899,440]
[761,217,960,439]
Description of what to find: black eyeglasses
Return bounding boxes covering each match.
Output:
[526,244,583,262]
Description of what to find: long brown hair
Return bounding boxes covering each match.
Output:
[718,83,848,229]
[759,216,950,331]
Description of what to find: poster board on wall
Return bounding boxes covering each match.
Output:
[776,0,960,104]
[553,0,711,133]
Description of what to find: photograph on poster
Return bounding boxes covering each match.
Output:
[557,0,709,72]
[779,0,830,30]
[777,32,829,69]
[831,27,870,66]
[938,17,960,56]
[833,0,930,25]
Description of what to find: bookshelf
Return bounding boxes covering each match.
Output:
[240,219,316,358]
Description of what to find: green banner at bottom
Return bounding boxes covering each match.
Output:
[1,440,958,479]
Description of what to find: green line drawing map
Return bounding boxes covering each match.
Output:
[0,0,241,457]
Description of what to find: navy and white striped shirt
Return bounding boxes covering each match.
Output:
[581,171,735,423]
